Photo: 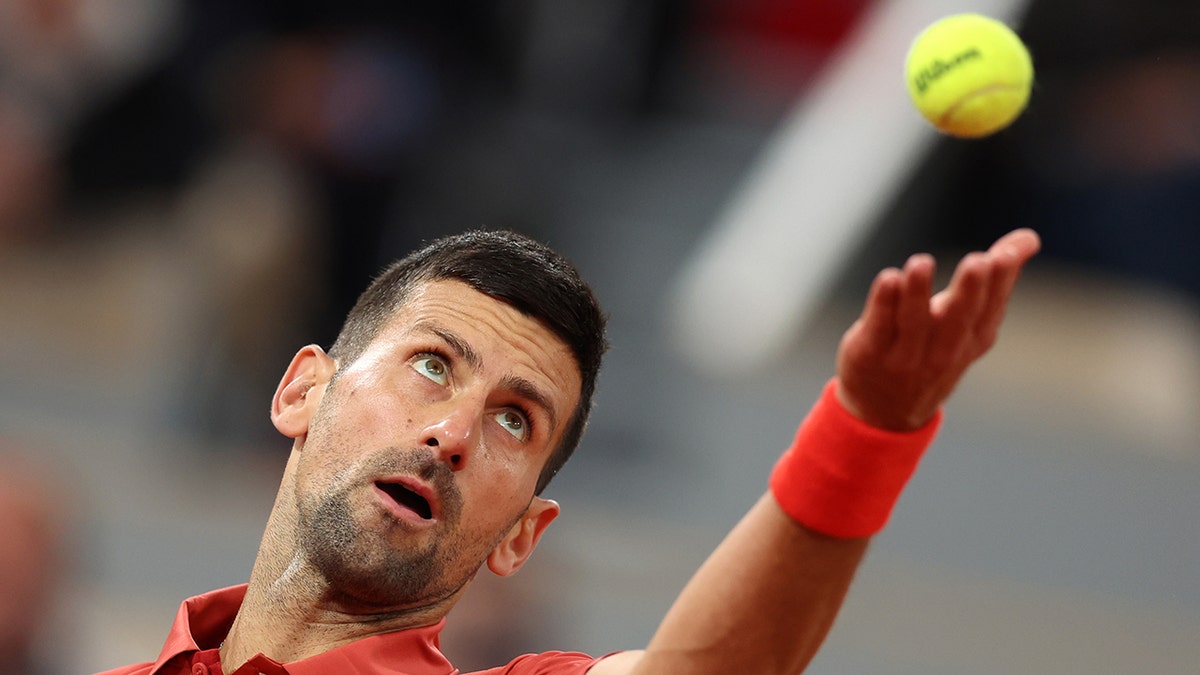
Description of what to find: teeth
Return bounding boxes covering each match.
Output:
[378,482,432,519]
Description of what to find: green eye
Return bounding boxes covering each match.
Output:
[494,410,527,441]
[412,356,448,384]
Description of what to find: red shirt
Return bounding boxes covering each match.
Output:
[92,585,605,675]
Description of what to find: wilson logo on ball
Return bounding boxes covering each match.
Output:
[912,48,983,94]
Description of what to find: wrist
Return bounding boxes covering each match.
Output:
[769,378,942,538]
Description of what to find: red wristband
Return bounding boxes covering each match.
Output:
[769,378,942,538]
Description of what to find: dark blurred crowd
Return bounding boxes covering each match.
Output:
[0,0,869,333]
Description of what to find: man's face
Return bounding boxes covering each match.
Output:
[291,279,581,610]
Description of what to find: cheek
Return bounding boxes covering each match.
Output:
[298,407,371,492]
[320,383,417,449]
[469,451,541,514]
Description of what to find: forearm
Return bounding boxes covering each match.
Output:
[633,493,868,675]
[613,381,938,675]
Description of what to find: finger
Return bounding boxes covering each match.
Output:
[975,229,1041,347]
[928,251,990,363]
[856,266,902,349]
[930,229,1038,317]
[888,253,935,367]
[990,228,1042,262]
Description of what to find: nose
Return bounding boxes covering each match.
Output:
[420,401,478,472]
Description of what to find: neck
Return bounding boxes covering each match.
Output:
[220,555,456,670]
[219,455,459,671]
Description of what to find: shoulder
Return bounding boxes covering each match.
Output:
[466,650,638,675]
[90,664,154,675]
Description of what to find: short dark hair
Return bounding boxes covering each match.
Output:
[328,229,608,494]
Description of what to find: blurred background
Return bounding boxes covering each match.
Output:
[0,0,1197,673]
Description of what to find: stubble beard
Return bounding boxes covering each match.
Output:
[298,452,480,610]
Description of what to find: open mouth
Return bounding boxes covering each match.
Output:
[375,481,433,520]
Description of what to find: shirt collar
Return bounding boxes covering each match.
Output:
[150,584,458,675]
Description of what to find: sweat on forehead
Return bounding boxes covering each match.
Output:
[329,231,605,368]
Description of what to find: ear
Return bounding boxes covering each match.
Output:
[271,344,337,439]
[487,497,560,577]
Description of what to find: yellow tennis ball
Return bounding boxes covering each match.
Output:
[905,13,1033,138]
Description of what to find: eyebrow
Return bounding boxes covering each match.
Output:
[415,321,559,432]
[422,323,481,371]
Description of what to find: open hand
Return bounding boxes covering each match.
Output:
[835,229,1041,431]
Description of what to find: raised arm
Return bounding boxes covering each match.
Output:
[592,229,1041,675]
